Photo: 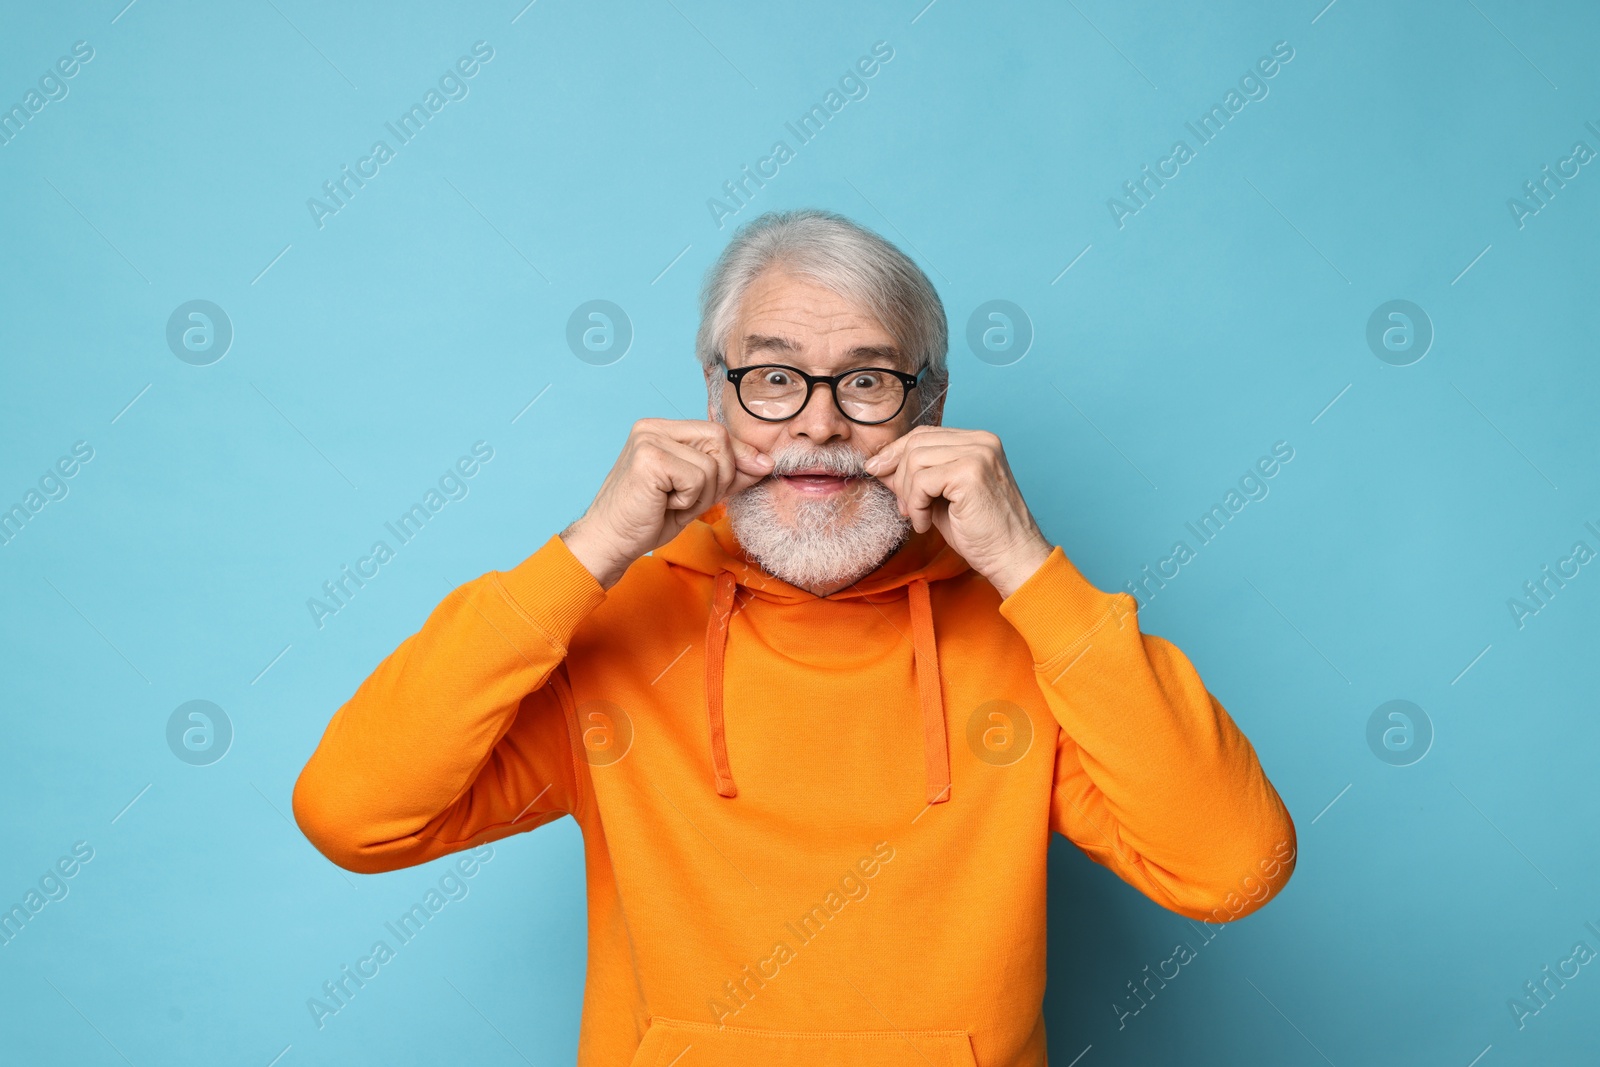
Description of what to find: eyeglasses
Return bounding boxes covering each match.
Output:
[723,362,925,425]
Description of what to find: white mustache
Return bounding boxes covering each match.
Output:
[765,445,873,479]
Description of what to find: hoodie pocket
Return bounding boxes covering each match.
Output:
[629,1016,979,1067]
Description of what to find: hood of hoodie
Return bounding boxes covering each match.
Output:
[653,501,973,807]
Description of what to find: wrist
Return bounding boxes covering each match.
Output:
[989,535,1053,600]
[560,519,631,590]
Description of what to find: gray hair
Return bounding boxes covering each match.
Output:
[697,209,948,426]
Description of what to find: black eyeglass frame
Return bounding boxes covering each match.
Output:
[721,361,927,426]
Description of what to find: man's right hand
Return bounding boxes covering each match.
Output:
[561,419,773,589]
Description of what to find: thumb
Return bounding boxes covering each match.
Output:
[723,436,773,498]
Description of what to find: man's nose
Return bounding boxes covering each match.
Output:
[787,380,851,441]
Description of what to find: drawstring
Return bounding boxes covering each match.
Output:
[704,570,739,798]
[702,570,952,806]
[909,577,951,805]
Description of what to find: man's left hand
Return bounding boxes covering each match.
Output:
[864,426,1053,599]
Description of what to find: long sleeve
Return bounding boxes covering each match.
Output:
[999,546,1297,923]
[292,533,608,874]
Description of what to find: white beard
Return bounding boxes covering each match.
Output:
[724,440,911,592]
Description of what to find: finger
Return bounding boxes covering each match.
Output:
[641,424,733,511]
[723,430,774,477]
[884,442,992,473]
[641,440,718,515]
[721,465,766,502]
[667,420,773,501]
[863,426,967,476]
[862,433,910,476]
[714,429,774,499]
[681,427,735,505]
[664,419,772,475]
[872,433,955,510]
[904,460,967,534]
[653,437,725,515]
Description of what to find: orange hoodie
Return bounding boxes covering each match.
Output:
[293,502,1296,1066]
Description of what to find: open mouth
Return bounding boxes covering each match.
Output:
[777,472,862,494]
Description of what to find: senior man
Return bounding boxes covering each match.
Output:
[293,209,1296,1066]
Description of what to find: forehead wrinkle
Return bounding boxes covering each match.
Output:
[742,333,800,355]
[730,272,901,371]
[742,305,882,337]
[738,276,884,329]
[842,343,902,364]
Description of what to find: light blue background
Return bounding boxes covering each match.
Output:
[3,1,1597,1064]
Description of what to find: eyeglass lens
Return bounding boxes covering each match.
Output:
[738,366,904,422]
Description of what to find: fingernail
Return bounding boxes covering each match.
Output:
[755,453,773,469]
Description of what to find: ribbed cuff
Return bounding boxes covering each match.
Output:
[490,533,608,651]
[997,546,1135,671]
